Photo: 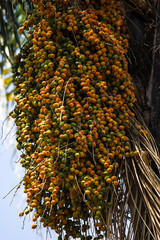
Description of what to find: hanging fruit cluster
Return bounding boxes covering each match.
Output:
[11,0,148,239]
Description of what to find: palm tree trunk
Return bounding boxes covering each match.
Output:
[124,1,160,239]
[148,0,160,145]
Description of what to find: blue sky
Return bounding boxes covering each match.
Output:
[0,84,57,240]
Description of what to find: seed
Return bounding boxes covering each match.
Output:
[11,0,142,238]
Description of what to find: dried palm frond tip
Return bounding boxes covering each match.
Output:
[9,0,160,239]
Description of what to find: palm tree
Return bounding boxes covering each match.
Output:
[1,0,160,239]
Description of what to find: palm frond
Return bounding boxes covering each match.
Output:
[0,0,33,71]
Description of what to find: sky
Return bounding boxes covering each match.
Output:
[0,79,57,240]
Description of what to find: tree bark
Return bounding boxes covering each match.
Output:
[147,0,160,146]
[125,0,160,167]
